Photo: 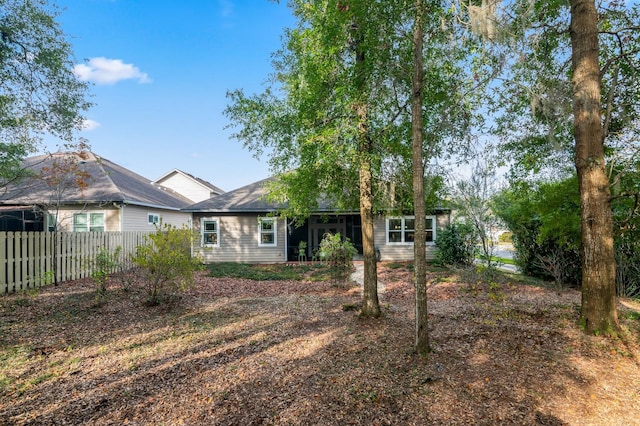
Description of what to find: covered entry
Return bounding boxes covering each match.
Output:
[287,214,362,261]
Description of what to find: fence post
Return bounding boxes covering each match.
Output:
[0,233,6,294]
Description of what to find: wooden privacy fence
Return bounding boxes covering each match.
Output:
[0,231,150,294]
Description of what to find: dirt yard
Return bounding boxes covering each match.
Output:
[1,262,639,425]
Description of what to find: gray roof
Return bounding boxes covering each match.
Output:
[0,152,192,210]
[184,177,281,212]
[182,174,452,215]
[184,176,353,213]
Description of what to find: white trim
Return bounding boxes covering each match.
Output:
[385,215,436,245]
[73,211,106,232]
[201,217,220,247]
[284,216,288,260]
[148,213,160,225]
[258,217,277,247]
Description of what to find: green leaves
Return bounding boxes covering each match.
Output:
[0,0,90,185]
[225,0,480,218]
[132,224,203,305]
[490,0,640,180]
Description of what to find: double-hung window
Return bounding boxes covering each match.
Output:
[202,218,219,246]
[258,218,277,246]
[386,216,435,244]
[73,212,105,232]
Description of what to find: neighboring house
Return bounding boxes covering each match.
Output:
[155,169,224,204]
[185,177,451,263]
[0,152,194,232]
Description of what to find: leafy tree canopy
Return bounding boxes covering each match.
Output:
[0,0,90,181]
[225,0,482,220]
[480,1,640,182]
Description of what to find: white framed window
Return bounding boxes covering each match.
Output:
[73,212,105,232]
[201,218,219,246]
[386,216,435,244]
[148,213,160,225]
[258,217,277,247]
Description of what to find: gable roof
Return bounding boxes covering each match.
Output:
[184,174,453,215]
[183,176,348,213]
[155,169,224,196]
[183,177,280,212]
[0,152,192,210]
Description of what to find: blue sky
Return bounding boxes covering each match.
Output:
[48,0,295,191]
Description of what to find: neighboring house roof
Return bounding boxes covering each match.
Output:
[0,152,193,210]
[155,169,224,197]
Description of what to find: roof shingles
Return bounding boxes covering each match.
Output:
[0,152,192,210]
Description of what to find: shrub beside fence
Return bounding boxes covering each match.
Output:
[0,231,149,294]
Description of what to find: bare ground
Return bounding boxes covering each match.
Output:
[1,262,639,425]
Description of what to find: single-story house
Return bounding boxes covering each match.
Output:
[0,152,195,232]
[184,177,451,263]
[154,169,224,204]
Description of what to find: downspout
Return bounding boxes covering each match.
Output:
[189,216,194,259]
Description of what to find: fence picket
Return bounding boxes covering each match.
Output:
[27,232,35,288]
[0,231,151,294]
[8,232,15,293]
[0,233,6,294]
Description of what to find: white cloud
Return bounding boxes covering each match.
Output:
[81,119,101,131]
[74,57,151,85]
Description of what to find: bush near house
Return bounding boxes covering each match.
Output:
[318,233,357,285]
[435,223,477,266]
[132,223,203,305]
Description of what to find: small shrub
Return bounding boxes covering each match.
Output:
[132,224,203,305]
[318,233,357,285]
[342,303,360,311]
[435,223,477,266]
[91,246,122,295]
[41,270,55,286]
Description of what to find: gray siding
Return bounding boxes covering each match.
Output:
[121,205,191,232]
[374,213,449,261]
[192,212,449,264]
[194,213,286,263]
[49,206,121,232]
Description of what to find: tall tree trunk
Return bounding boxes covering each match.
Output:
[359,134,381,318]
[354,16,381,318]
[570,0,620,336]
[412,0,429,353]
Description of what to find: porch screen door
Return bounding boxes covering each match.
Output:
[308,216,346,254]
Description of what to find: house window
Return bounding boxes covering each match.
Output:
[73,212,105,232]
[259,218,277,246]
[47,214,57,232]
[386,216,435,244]
[202,218,219,246]
[148,213,160,225]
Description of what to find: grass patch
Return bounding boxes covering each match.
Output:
[386,262,407,270]
[622,310,640,321]
[207,262,332,281]
[476,255,516,265]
